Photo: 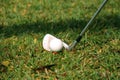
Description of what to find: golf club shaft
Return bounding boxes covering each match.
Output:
[69,0,108,50]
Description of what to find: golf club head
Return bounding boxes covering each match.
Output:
[42,34,69,52]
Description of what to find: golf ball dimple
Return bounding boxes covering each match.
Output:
[50,39,63,52]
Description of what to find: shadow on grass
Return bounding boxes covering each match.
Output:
[0,18,87,37]
[0,14,119,38]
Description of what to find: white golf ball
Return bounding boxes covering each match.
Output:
[50,39,63,52]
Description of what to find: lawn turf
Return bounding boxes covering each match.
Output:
[0,0,120,79]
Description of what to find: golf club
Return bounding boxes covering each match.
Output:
[43,0,108,52]
[68,0,108,50]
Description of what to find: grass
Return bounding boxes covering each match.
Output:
[0,0,120,79]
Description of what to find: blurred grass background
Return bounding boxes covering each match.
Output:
[0,0,120,79]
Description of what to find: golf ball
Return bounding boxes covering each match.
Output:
[50,39,63,52]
